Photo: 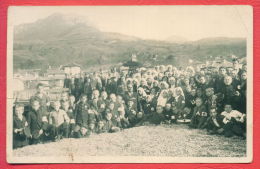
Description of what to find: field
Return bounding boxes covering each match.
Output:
[13,124,246,158]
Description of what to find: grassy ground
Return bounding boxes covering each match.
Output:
[13,124,246,157]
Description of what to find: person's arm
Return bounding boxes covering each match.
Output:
[48,112,53,125]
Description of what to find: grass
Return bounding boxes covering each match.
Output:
[13,124,246,157]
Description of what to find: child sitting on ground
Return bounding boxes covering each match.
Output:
[221,104,246,138]
[13,104,30,149]
[189,97,208,129]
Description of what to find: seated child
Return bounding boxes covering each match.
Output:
[206,108,223,134]
[139,105,165,125]
[163,103,177,124]
[221,104,246,137]
[13,104,30,149]
[103,111,120,133]
[49,101,70,140]
[116,107,130,129]
[95,120,106,134]
[126,100,138,127]
[189,97,208,129]
[73,125,89,138]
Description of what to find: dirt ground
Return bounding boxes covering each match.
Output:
[13,124,246,157]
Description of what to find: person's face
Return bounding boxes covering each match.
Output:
[106,113,112,120]
[89,123,95,130]
[54,102,60,111]
[38,86,44,94]
[156,106,163,114]
[231,70,237,78]
[15,107,24,116]
[224,105,232,113]
[224,77,232,85]
[69,96,75,104]
[195,99,202,107]
[61,93,68,101]
[242,65,247,71]
[128,101,134,107]
[32,101,40,111]
[137,112,143,118]
[165,104,171,110]
[176,90,181,96]
[220,68,226,75]
[98,121,104,128]
[119,110,125,116]
[200,77,206,84]
[241,72,247,80]
[61,102,69,111]
[117,96,123,103]
[184,79,189,85]
[108,103,114,110]
[80,127,88,135]
[184,107,191,114]
[127,85,133,92]
[110,94,116,102]
[93,91,99,99]
[191,90,196,96]
[227,68,233,75]
[101,92,108,99]
[81,96,87,103]
[205,89,213,97]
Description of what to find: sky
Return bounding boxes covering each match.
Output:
[8,5,252,41]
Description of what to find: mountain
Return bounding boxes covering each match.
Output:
[164,35,188,43]
[13,13,247,71]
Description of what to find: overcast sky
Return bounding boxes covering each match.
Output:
[9,6,252,41]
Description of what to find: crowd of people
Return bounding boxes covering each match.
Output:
[13,58,247,149]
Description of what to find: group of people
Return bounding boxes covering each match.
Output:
[13,58,247,149]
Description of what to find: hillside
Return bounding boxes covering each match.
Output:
[13,13,247,71]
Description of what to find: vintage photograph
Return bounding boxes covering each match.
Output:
[7,6,253,163]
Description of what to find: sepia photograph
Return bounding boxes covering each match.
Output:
[6,5,253,163]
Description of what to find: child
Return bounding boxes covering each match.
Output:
[75,95,89,133]
[96,120,106,134]
[116,107,130,129]
[221,104,246,137]
[13,104,30,149]
[163,103,176,124]
[103,112,120,133]
[175,87,185,120]
[49,101,70,140]
[189,97,208,129]
[140,105,165,125]
[206,108,223,134]
[125,100,138,127]
[61,100,76,137]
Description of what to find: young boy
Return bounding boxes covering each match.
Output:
[163,103,176,124]
[189,97,208,129]
[13,104,30,149]
[61,100,76,137]
[49,101,70,140]
[206,108,223,134]
[221,104,246,137]
[103,111,120,133]
[116,107,130,129]
[125,99,138,127]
